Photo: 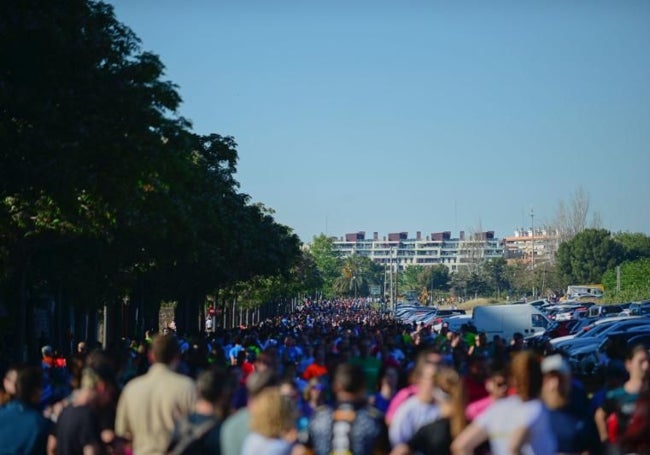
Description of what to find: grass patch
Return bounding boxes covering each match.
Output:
[458,298,501,311]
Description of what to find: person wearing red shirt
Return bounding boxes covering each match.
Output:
[302,348,328,380]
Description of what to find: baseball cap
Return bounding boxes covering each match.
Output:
[541,354,571,376]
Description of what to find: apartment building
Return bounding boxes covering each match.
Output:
[502,227,558,265]
[331,230,504,272]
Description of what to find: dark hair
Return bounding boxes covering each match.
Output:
[196,366,232,405]
[410,347,442,382]
[15,366,42,404]
[334,363,365,394]
[626,344,649,361]
[151,334,180,364]
[487,360,508,379]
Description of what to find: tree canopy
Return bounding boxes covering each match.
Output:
[307,234,342,298]
[399,265,450,298]
[0,0,301,357]
[556,229,624,284]
[613,232,650,262]
[602,258,650,302]
[332,254,382,298]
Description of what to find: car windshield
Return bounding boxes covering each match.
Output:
[577,321,615,338]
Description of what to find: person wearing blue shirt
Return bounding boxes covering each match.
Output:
[229,338,244,365]
[0,365,53,455]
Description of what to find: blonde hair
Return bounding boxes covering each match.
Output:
[249,386,297,438]
[80,368,101,390]
[434,367,467,438]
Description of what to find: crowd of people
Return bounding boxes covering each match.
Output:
[0,298,649,454]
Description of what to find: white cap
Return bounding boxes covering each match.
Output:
[541,354,571,376]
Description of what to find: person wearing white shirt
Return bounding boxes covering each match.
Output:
[451,351,555,455]
[389,361,440,447]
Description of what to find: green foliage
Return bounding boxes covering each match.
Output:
[398,265,450,296]
[308,234,342,297]
[602,258,650,302]
[399,266,426,294]
[613,232,650,262]
[504,262,531,297]
[556,229,624,284]
[285,251,323,296]
[0,0,303,351]
[429,265,451,291]
[332,254,381,297]
[483,258,508,297]
[450,268,489,298]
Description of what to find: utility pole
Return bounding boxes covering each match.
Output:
[383,261,388,309]
[430,270,434,306]
[530,207,535,271]
[531,207,535,297]
[394,246,399,309]
[389,247,394,310]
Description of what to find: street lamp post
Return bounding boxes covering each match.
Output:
[531,208,535,297]
[389,247,394,310]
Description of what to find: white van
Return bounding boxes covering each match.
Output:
[472,304,550,342]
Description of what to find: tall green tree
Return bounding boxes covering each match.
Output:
[308,234,342,298]
[504,262,533,298]
[556,229,624,284]
[399,265,427,295]
[614,232,650,262]
[0,0,302,356]
[484,257,509,298]
[428,265,451,292]
[284,250,323,297]
[332,254,380,297]
[1,0,188,355]
[602,258,650,302]
[398,265,450,296]
[450,268,488,299]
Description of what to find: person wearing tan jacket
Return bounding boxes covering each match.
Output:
[115,334,196,455]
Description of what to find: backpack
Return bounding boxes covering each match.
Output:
[166,416,219,455]
[330,405,356,455]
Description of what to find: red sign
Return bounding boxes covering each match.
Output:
[208,306,216,316]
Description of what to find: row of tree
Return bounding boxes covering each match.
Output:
[0,1,314,360]
[2,2,648,362]
[305,230,650,304]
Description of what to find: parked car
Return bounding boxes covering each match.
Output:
[550,316,641,346]
[432,314,473,333]
[629,301,650,316]
[587,304,624,319]
[544,320,581,339]
[569,327,650,375]
[555,305,588,321]
[553,318,650,354]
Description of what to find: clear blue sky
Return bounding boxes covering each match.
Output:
[108,0,650,243]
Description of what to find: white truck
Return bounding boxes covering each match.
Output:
[472,304,550,342]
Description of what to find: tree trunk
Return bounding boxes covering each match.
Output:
[17,261,30,362]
